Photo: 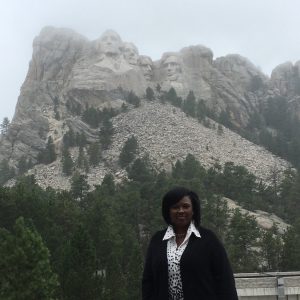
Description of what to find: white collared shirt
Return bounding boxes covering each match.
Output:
[162,222,201,300]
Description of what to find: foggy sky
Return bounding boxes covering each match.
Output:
[1,0,300,124]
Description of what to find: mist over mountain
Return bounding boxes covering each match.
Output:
[1,26,300,182]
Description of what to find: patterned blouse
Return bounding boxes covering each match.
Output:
[162,222,201,300]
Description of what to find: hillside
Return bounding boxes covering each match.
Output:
[1,26,300,174]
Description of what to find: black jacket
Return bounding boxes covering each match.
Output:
[142,226,238,300]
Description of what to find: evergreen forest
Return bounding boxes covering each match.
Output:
[1,154,300,299]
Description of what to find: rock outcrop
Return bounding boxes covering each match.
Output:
[5,101,289,191]
[270,61,300,96]
[0,26,298,185]
[270,61,300,119]
[225,198,289,234]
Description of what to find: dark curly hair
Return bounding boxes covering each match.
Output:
[162,187,201,228]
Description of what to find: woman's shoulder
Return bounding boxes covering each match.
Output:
[198,225,213,234]
[198,226,226,249]
[198,226,221,241]
[148,228,167,243]
[151,228,167,239]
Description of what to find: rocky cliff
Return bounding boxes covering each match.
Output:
[0,26,299,187]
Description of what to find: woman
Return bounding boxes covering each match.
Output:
[142,187,238,300]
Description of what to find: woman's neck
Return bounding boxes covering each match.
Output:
[173,224,189,235]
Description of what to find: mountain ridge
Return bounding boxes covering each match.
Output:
[0,26,299,185]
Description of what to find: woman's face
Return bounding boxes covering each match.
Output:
[169,196,193,230]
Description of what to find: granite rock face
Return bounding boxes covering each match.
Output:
[225,198,289,234]
[270,61,300,118]
[0,26,298,181]
[0,27,87,163]
[270,61,300,96]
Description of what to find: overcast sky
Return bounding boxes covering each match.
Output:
[1,0,300,123]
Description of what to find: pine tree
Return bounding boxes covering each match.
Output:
[127,91,141,107]
[0,117,10,135]
[181,154,205,180]
[166,88,182,107]
[47,136,57,163]
[0,217,58,299]
[221,162,257,207]
[100,117,114,149]
[76,146,85,169]
[145,87,155,101]
[280,219,300,271]
[38,136,57,164]
[101,173,116,195]
[63,128,76,148]
[119,136,138,168]
[82,107,100,128]
[0,159,15,185]
[172,160,183,179]
[259,225,283,271]
[183,91,196,117]
[76,131,87,147]
[226,209,261,272]
[61,147,74,176]
[17,156,28,175]
[201,195,230,242]
[196,99,207,121]
[88,142,101,166]
[70,171,90,200]
[127,157,153,183]
[27,158,33,170]
[219,110,232,128]
[62,225,99,299]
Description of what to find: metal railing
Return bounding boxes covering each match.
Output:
[234,272,300,299]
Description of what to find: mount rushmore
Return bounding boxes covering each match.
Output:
[1,26,299,187]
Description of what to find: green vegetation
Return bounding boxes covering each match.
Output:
[61,147,74,176]
[2,86,300,297]
[182,91,196,117]
[0,159,15,185]
[126,91,141,107]
[0,154,300,299]
[145,87,155,101]
[253,96,300,169]
[53,96,60,121]
[99,117,114,149]
[37,136,57,164]
[0,117,10,135]
[0,217,58,299]
[88,142,101,166]
[119,135,139,168]
[17,155,33,175]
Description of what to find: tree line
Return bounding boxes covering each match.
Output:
[0,154,300,299]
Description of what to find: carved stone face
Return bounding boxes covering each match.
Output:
[163,55,181,81]
[123,42,139,65]
[99,30,122,56]
[139,56,153,80]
